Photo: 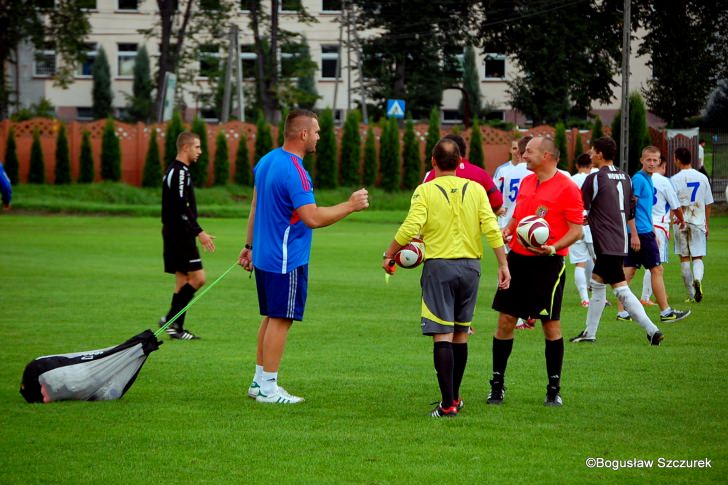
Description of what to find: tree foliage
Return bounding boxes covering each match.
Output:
[126,45,153,123]
[54,122,71,184]
[101,118,121,181]
[634,0,728,127]
[612,92,651,174]
[0,1,90,119]
[254,110,273,164]
[28,128,45,184]
[142,128,162,188]
[92,46,113,120]
[315,108,337,189]
[401,117,421,189]
[479,0,622,124]
[573,131,584,161]
[469,116,484,168]
[340,110,362,186]
[4,127,19,184]
[164,109,185,168]
[190,116,209,186]
[213,130,230,185]
[277,108,288,147]
[704,79,728,129]
[591,116,604,144]
[78,129,94,183]
[554,122,568,170]
[379,118,400,192]
[425,107,441,161]
[462,45,481,122]
[362,126,377,187]
[235,130,252,186]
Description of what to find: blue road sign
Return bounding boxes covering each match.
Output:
[386,99,405,119]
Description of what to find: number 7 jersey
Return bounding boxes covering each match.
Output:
[670,168,714,228]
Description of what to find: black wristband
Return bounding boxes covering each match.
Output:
[245,243,253,250]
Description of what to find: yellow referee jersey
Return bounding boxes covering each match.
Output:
[395,175,503,259]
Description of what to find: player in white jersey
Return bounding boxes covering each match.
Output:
[671,147,713,302]
[495,136,533,231]
[640,158,685,305]
[569,153,596,307]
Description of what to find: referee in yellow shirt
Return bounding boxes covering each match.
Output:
[382,137,510,418]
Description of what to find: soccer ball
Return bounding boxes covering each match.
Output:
[516,215,550,249]
[394,238,425,268]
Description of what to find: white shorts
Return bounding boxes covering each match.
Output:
[654,225,670,263]
[569,239,594,264]
[674,224,707,258]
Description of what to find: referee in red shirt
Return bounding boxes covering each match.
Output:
[488,136,584,407]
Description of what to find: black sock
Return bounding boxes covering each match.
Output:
[433,341,454,408]
[452,342,468,401]
[492,337,513,383]
[165,292,182,328]
[173,283,197,330]
[545,338,564,389]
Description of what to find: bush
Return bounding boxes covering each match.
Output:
[573,131,584,161]
[213,130,230,186]
[425,107,440,160]
[591,115,603,144]
[315,108,337,189]
[101,118,121,181]
[78,130,94,183]
[164,109,185,168]
[10,98,56,122]
[401,117,421,189]
[339,109,361,186]
[28,128,45,184]
[380,118,400,192]
[234,131,251,186]
[54,122,71,184]
[4,126,19,184]
[190,116,209,187]
[554,121,568,169]
[142,128,161,188]
[254,110,273,164]
[362,126,377,187]
[469,116,484,168]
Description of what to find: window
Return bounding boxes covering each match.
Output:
[199,108,219,122]
[77,43,97,77]
[321,45,340,79]
[118,0,138,10]
[37,0,54,9]
[321,0,341,11]
[117,43,137,77]
[442,110,461,123]
[240,0,254,10]
[198,45,221,78]
[485,110,505,121]
[34,43,56,77]
[281,0,302,11]
[78,0,97,9]
[200,0,221,10]
[76,107,94,121]
[239,44,257,79]
[484,53,506,80]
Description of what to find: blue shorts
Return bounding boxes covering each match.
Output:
[254,265,308,321]
[624,232,660,270]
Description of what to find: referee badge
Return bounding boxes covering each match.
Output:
[535,205,548,217]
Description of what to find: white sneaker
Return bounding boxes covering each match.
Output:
[247,381,261,398]
[256,388,304,404]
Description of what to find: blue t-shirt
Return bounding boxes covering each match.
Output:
[252,148,316,273]
[630,170,654,234]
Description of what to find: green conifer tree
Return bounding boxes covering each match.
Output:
[213,130,230,185]
[101,117,121,181]
[78,130,94,183]
[28,128,45,184]
[315,108,337,188]
[469,116,484,168]
[462,46,482,121]
[611,92,651,174]
[92,46,113,120]
[554,121,568,169]
[127,45,153,122]
[142,128,161,187]
[277,108,288,147]
[339,109,362,186]
[380,118,400,191]
[254,110,274,164]
[401,116,421,189]
[591,115,603,144]
[54,122,71,184]
[425,107,441,161]
[4,126,19,184]
[362,126,377,187]
[573,131,584,160]
[164,109,185,168]
[234,130,251,186]
[190,116,209,187]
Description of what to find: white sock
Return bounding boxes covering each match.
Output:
[585,279,607,338]
[254,364,263,384]
[660,307,673,317]
[575,267,589,302]
[261,370,278,395]
[681,262,694,297]
[614,286,659,336]
[641,270,652,301]
[693,259,704,282]
[585,258,595,288]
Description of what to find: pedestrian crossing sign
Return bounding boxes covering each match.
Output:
[386,99,405,119]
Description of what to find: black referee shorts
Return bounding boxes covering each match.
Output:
[492,251,566,321]
[163,226,202,274]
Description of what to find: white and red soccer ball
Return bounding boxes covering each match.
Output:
[516,215,550,249]
[394,238,425,268]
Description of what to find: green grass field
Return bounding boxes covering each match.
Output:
[1,213,727,483]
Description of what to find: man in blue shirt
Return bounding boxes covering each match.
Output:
[617,146,690,323]
[239,109,369,404]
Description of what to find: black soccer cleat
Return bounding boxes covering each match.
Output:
[569,330,596,343]
[693,280,703,303]
[430,403,458,418]
[169,329,200,340]
[648,331,664,346]
[487,380,505,405]
[544,385,563,407]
